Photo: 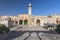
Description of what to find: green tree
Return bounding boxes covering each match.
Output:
[55,24,60,34]
[0,24,9,34]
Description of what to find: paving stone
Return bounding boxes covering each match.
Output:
[0,25,60,40]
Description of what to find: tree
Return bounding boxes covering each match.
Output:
[55,24,60,34]
[0,24,9,34]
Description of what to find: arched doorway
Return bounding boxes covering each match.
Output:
[56,20,60,24]
[24,19,28,25]
[19,20,23,25]
[15,21,18,25]
[56,20,58,24]
[36,19,40,26]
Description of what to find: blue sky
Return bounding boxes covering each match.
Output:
[0,0,60,16]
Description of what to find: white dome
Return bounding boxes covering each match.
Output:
[29,3,31,6]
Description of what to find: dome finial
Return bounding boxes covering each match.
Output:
[29,3,31,6]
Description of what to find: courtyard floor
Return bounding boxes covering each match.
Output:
[0,25,60,40]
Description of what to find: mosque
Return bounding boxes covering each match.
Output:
[0,3,60,27]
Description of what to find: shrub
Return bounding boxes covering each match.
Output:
[43,26,48,29]
[0,24,9,34]
[55,24,60,34]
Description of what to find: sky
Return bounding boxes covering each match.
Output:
[0,0,60,16]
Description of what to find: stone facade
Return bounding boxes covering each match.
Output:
[0,3,60,26]
[7,14,60,26]
[0,16,14,27]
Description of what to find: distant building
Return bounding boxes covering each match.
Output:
[0,3,60,27]
[0,16,14,27]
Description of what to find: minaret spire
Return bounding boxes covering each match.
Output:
[28,3,32,15]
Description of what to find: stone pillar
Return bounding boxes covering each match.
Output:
[14,21,16,26]
[18,21,19,25]
[22,21,24,25]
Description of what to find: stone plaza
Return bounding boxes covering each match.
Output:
[0,25,60,40]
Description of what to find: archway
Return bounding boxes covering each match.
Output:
[56,20,58,24]
[19,20,23,25]
[16,21,18,25]
[36,19,40,26]
[56,20,60,24]
[24,19,28,25]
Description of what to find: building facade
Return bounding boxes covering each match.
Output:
[0,16,14,27]
[0,3,60,27]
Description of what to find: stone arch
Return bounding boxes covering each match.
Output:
[56,20,58,24]
[56,20,60,24]
[36,19,40,26]
[24,19,28,25]
[19,20,23,25]
[15,21,18,25]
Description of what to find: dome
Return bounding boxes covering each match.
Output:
[28,3,31,6]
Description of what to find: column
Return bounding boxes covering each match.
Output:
[18,21,19,25]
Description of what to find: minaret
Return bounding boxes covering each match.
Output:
[28,3,32,15]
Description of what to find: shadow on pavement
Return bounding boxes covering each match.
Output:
[0,30,58,40]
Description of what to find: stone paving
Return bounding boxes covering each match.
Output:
[0,25,60,40]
